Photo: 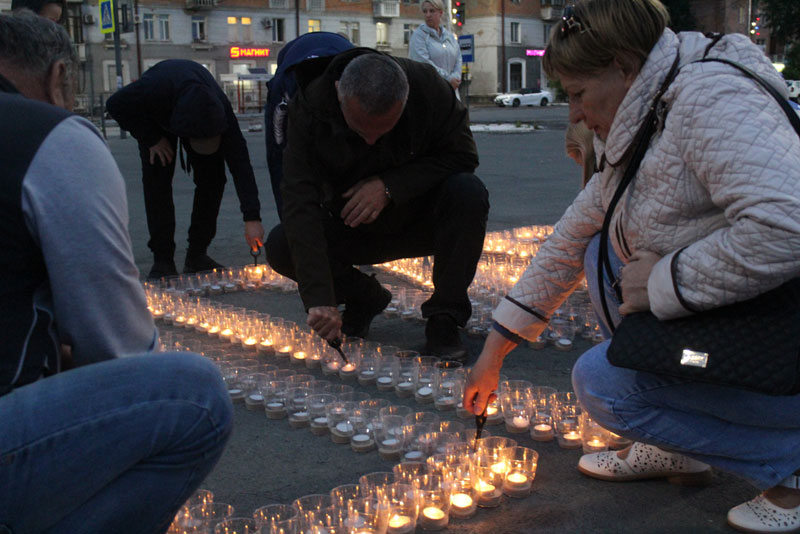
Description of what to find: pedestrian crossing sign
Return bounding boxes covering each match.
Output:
[99,0,115,34]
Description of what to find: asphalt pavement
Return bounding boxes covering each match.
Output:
[106,107,755,533]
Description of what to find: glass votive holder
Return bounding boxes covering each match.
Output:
[287,386,312,429]
[304,338,325,369]
[414,473,451,531]
[188,503,235,533]
[330,483,361,509]
[453,429,491,452]
[380,405,413,420]
[608,431,633,450]
[413,356,440,403]
[350,408,378,453]
[213,517,257,534]
[393,460,431,485]
[270,516,301,534]
[392,356,417,398]
[472,454,505,508]
[530,385,557,442]
[403,411,439,427]
[307,393,337,436]
[447,460,478,519]
[475,436,517,461]
[242,374,267,412]
[326,400,356,444]
[321,383,354,397]
[264,380,289,420]
[502,446,538,498]
[252,503,297,532]
[291,494,333,530]
[338,351,361,381]
[346,497,385,533]
[400,423,433,462]
[433,365,465,411]
[359,398,391,411]
[169,488,213,533]
[580,412,610,453]
[321,349,344,376]
[377,415,405,461]
[358,471,395,502]
[339,391,372,404]
[484,398,504,426]
[499,380,534,434]
[552,391,582,449]
[384,482,419,534]
[358,353,379,386]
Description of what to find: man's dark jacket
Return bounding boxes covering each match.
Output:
[281,48,479,311]
[106,59,260,221]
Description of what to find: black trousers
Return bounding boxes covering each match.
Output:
[265,172,489,326]
[138,136,227,260]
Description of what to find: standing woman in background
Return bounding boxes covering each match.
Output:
[409,0,462,98]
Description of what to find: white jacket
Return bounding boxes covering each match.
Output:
[494,29,800,342]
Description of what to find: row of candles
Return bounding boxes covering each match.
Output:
[171,435,543,534]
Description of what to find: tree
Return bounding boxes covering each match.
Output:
[782,44,800,80]
[757,0,800,43]
[662,0,695,33]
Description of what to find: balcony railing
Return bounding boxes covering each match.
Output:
[373,0,399,18]
[540,6,563,21]
[185,0,216,10]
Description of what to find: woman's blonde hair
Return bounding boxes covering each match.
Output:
[565,121,596,187]
[543,0,669,79]
[421,0,444,12]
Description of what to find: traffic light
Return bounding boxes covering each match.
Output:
[452,0,465,28]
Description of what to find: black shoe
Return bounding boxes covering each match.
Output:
[424,314,469,363]
[147,258,178,280]
[341,275,392,338]
[184,253,225,274]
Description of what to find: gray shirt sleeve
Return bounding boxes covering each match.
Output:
[21,115,158,365]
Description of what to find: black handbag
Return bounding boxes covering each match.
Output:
[600,54,800,396]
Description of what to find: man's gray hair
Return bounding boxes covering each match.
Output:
[337,54,409,116]
[0,10,75,84]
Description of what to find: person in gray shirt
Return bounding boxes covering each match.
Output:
[0,12,233,533]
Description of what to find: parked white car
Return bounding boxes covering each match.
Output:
[787,80,800,102]
[494,88,553,107]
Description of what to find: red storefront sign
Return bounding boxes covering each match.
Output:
[230,47,271,59]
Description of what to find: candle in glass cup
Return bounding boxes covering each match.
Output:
[558,430,582,449]
[418,506,448,530]
[583,437,608,453]
[339,362,357,380]
[503,472,531,492]
[507,415,530,433]
[531,422,554,441]
[476,480,503,507]
[244,392,264,411]
[350,433,375,453]
[386,514,414,534]
[449,493,476,519]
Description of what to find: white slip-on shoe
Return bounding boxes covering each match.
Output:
[728,475,800,534]
[577,441,713,486]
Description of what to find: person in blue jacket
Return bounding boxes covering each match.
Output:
[107,59,264,279]
[265,31,353,218]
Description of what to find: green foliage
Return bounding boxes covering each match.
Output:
[548,78,567,102]
[783,44,800,80]
[662,0,696,32]
[758,0,800,43]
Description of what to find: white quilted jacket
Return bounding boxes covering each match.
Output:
[494,29,800,342]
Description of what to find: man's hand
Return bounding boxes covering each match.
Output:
[244,221,264,252]
[341,176,390,228]
[148,137,174,166]
[618,250,662,315]
[463,330,518,415]
[307,306,342,342]
[450,78,461,90]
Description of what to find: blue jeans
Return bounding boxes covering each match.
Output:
[0,352,233,533]
[574,234,800,490]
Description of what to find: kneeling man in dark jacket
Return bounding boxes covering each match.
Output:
[265,49,489,362]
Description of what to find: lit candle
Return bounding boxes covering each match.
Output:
[558,430,582,449]
[490,461,508,475]
[387,514,413,534]
[477,479,503,507]
[419,506,447,530]
[292,351,306,361]
[243,337,258,349]
[503,471,533,497]
[450,493,476,518]
[583,438,608,453]
[509,415,530,432]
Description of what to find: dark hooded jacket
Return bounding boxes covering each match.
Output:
[106,59,260,221]
[281,47,478,310]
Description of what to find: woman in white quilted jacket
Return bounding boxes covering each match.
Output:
[463,0,800,532]
[408,0,462,97]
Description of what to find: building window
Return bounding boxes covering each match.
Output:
[143,13,154,40]
[543,22,552,43]
[738,6,745,24]
[340,21,359,44]
[157,14,170,41]
[241,16,252,42]
[308,19,321,32]
[541,0,563,5]
[376,21,388,44]
[228,16,239,41]
[192,15,207,41]
[308,0,324,10]
[269,0,286,7]
[403,23,418,45]
[510,22,520,43]
[65,4,84,44]
[272,18,285,42]
[403,0,420,4]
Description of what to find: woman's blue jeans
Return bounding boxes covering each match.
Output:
[574,233,800,490]
[0,352,233,533]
